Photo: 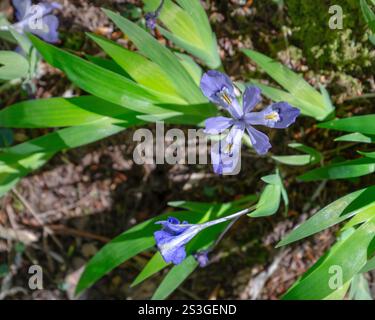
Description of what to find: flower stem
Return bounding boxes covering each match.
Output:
[201,206,256,229]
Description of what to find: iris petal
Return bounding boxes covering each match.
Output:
[204,116,233,134]
[24,14,59,43]
[246,126,272,155]
[200,70,234,103]
[243,86,262,113]
[12,0,32,20]
[210,125,243,175]
[270,102,300,129]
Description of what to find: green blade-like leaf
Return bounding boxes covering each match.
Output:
[103,9,205,104]
[145,0,220,68]
[132,252,168,287]
[243,49,332,120]
[272,143,322,166]
[277,186,375,247]
[151,255,198,300]
[0,152,53,198]
[349,274,373,300]
[0,118,133,162]
[318,115,375,135]
[250,173,283,217]
[299,158,375,181]
[85,54,130,78]
[87,33,185,102]
[335,133,375,143]
[29,35,180,113]
[283,216,375,300]
[361,0,375,32]
[0,96,131,128]
[360,256,375,273]
[175,53,202,86]
[342,203,375,230]
[0,51,29,80]
[358,151,375,158]
[250,184,281,217]
[0,95,216,128]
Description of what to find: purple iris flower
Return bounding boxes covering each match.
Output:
[154,209,249,265]
[11,0,61,43]
[200,70,300,175]
[194,251,210,268]
[145,0,164,31]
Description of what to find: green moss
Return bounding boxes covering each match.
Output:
[285,0,375,73]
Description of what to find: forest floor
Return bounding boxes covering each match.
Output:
[0,0,374,299]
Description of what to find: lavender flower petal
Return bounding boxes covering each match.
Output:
[145,12,157,30]
[243,86,262,113]
[267,102,301,129]
[211,125,243,175]
[194,251,209,267]
[24,14,59,43]
[12,0,31,20]
[155,217,189,234]
[204,116,233,135]
[154,218,201,265]
[200,70,234,102]
[246,126,272,155]
[200,71,242,118]
[245,102,300,129]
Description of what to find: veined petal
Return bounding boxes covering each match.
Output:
[24,2,62,19]
[12,0,31,21]
[243,86,262,113]
[200,70,234,102]
[246,126,271,155]
[224,124,245,157]
[204,116,233,134]
[211,126,243,175]
[269,102,300,129]
[24,14,59,43]
[245,102,300,129]
[200,71,242,118]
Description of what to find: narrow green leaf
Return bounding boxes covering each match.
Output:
[29,34,177,113]
[0,96,131,128]
[272,143,322,166]
[151,255,198,300]
[318,115,375,135]
[132,252,168,287]
[243,49,332,120]
[0,51,29,80]
[283,217,375,300]
[0,118,132,164]
[277,186,375,247]
[103,9,205,104]
[250,183,281,217]
[299,158,375,181]
[360,256,375,273]
[359,150,375,158]
[335,133,375,143]
[342,203,375,230]
[349,274,373,300]
[87,33,185,102]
